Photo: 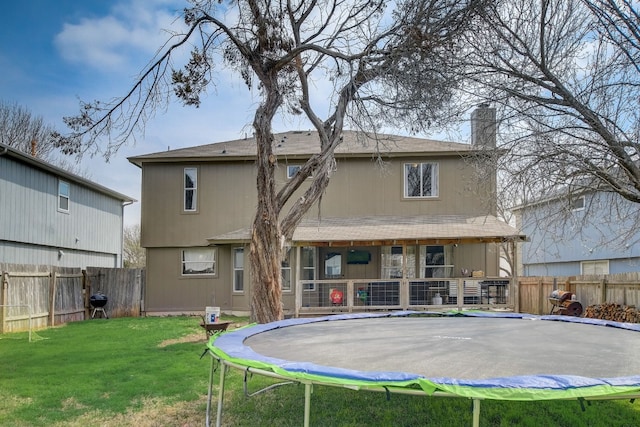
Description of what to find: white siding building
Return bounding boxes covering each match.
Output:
[0,143,135,268]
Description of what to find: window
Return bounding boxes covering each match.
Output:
[404,162,439,198]
[233,248,244,291]
[381,246,415,279]
[287,165,301,179]
[281,248,292,291]
[324,252,342,278]
[58,180,70,212]
[571,196,585,211]
[181,248,216,275]
[301,247,316,291]
[581,260,609,275]
[420,245,453,278]
[184,167,197,211]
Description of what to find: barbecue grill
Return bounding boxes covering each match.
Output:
[90,292,109,319]
[548,290,583,317]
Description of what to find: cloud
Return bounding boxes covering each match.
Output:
[54,0,184,71]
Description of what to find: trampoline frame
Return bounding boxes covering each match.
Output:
[205,311,640,427]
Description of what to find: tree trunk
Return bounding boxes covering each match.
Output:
[249,77,284,324]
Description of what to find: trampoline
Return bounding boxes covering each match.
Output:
[205,311,640,426]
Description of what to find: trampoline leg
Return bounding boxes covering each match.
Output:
[216,363,228,427]
[304,383,312,427]
[472,399,480,427]
[205,355,215,427]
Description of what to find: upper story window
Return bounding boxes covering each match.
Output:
[184,167,197,212]
[181,248,216,276]
[58,180,70,213]
[404,162,439,198]
[570,196,585,211]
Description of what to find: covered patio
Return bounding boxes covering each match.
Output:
[209,214,526,317]
[290,215,525,316]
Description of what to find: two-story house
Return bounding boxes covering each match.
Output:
[0,143,135,268]
[515,189,640,276]
[129,106,525,316]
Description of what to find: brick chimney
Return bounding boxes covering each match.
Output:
[471,104,496,148]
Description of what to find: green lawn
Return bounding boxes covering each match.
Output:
[1,316,639,426]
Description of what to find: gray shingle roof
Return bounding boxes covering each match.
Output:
[207,215,525,245]
[129,130,475,165]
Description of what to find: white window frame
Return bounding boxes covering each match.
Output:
[404,162,439,198]
[381,246,416,279]
[281,248,292,292]
[58,180,70,213]
[571,196,585,211]
[301,247,316,291]
[287,165,301,179]
[181,248,216,276]
[419,245,454,278]
[581,260,609,275]
[233,247,244,292]
[184,167,198,212]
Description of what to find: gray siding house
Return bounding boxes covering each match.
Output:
[515,190,640,276]
[0,144,135,268]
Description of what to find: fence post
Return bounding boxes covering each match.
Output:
[600,278,607,304]
[1,272,7,333]
[537,278,544,315]
[49,271,57,327]
[83,270,91,320]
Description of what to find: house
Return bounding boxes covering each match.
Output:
[514,189,640,276]
[129,105,525,316]
[0,143,135,268]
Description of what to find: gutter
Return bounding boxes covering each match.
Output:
[0,146,8,156]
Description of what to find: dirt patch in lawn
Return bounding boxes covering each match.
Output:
[158,321,250,348]
[53,397,206,427]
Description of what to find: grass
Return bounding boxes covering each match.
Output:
[0,316,639,426]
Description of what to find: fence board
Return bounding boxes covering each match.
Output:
[518,273,640,316]
[85,267,144,318]
[1,264,145,333]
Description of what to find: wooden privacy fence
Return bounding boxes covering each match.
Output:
[0,263,145,333]
[517,272,640,315]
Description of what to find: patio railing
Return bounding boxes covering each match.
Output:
[294,277,512,317]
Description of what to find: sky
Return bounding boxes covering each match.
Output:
[0,1,463,228]
[0,1,271,227]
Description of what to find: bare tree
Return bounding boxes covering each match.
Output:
[123,224,146,268]
[0,100,59,161]
[55,0,487,323]
[458,0,640,241]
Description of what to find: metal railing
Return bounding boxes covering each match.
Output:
[295,277,512,317]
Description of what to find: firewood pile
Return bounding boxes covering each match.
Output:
[583,303,640,323]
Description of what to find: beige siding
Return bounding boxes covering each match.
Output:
[140,149,501,313]
[145,247,233,312]
[141,162,257,248]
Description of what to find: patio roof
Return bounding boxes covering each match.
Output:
[207,215,526,247]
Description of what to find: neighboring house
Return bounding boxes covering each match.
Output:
[0,143,135,268]
[129,105,525,316]
[514,190,640,276]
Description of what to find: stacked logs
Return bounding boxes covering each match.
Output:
[583,303,640,323]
